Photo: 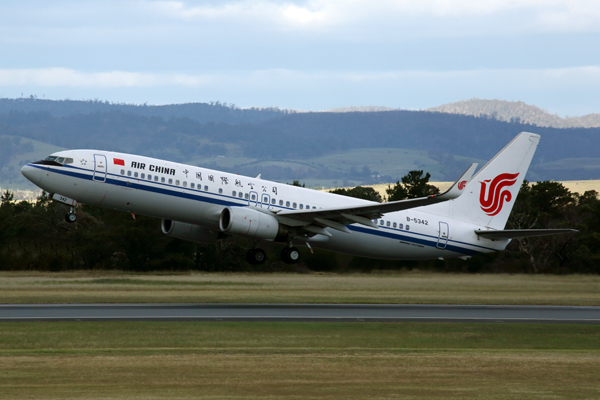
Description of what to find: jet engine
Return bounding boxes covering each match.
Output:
[161,219,219,244]
[219,206,288,241]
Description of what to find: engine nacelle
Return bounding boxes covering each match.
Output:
[219,207,287,241]
[161,219,219,244]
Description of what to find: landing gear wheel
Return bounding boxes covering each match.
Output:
[281,247,300,264]
[246,248,267,265]
[65,212,77,223]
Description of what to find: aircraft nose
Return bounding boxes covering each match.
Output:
[21,164,43,185]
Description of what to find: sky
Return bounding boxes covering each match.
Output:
[1,0,600,116]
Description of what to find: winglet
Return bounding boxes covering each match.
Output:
[435,163,478,201]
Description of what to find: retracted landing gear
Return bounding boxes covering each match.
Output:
[246,248,267,265]
[281,247,300,264]
[65,207,77,223]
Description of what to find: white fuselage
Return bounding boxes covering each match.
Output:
[22,150,507,260]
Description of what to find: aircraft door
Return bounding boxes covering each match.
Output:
[437,222,449,249]
[93,154,107,182]
[248,191,259,206]
[261,193,271,209]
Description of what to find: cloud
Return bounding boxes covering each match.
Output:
[145,0,600,34]
[0,68,213,88]
[3,65,600,89]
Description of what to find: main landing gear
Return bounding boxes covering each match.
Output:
[246,248,267,265]
[245,246,302,265]
[281,247,300,264]
[65,207,77,223]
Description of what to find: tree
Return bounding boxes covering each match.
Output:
[506,181,578,273]
[329,186,383,202]
[1,190,14,206]
[386,170,440,201]
[289,180,305,187]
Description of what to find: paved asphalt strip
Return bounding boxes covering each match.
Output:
[0,304,599,323]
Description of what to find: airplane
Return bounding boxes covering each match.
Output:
[21,131,575,265]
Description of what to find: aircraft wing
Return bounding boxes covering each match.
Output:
[274,163,478,234]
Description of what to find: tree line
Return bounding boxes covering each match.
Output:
[1,171,597,274]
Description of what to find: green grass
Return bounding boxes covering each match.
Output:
[0,322,598,399]
[33,278,260,287]
[1,271,599,305]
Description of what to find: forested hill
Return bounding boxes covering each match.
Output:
[2,98,600,189]
[0,97,292,124]
[247,110,600,161]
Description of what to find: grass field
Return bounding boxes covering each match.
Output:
[0,321,598,399]
[1,272,599,399]
[0,271,599,305]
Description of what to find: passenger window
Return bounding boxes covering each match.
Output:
[386,221,390,227]
[380,220,384,226]
[299,204,303,209]
[406,225,410,231]
[286,201,290,207]
[399,224,403,230]
[239,192,243,198]
[141,173,145,179]
[251,194,256,200]
[183,181,187,187]
[161,177,165,183]
[279,200,283,206]
[232,191,237,196]
[293,202,297,209]
[244,193,249,199]
[219,188,223,194]
[271,198,275,204]
[65,158,74,164]
[134,172,139,178]
[204,185,209,191]
[190,183,194,189]
[306,205,309,209]
[393,222,397,228]
[127,171,132,177]
[313,206,316,209]
[168,178,172,184]
[153,176,158,182]
[120,169,125,175]
[175,180,180,186]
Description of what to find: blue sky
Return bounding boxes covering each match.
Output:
[1,0,600,116]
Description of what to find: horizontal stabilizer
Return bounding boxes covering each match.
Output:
[475,229,578,240]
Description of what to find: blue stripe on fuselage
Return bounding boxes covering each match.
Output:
[31,163,485,257]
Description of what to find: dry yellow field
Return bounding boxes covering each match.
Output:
[0,271,598,305]
[358,180,600,199]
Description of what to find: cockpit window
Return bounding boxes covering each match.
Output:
[34,155,64,167]
[38,156,73,166]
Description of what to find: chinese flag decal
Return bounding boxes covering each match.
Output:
[113,158,125,166]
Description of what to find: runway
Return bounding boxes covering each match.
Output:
[1,303,599,323]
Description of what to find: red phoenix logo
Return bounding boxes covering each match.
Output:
[479,173,520,216]
[458,181,467,190]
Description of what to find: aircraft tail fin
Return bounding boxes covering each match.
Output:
[435,132,540,230]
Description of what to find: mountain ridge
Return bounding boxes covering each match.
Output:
[426,98,600,128]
